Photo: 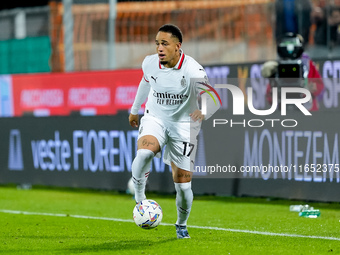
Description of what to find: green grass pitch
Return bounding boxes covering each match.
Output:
[0,185,340,255]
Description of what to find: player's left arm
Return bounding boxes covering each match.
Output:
[189,109,205,122]
[190,70,221,122]
[190,94,221,122]
[198,87,221,120]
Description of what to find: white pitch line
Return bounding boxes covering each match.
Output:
[0,209,339,241]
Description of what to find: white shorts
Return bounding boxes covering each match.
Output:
[138,114,201,171]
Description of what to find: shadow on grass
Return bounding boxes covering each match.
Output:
[62,237,178,254]
[1,237,178,254]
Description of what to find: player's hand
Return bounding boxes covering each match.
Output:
[129,113,139,127]
[189,109,205,123]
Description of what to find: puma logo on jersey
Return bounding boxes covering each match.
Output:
[151,76,158,83]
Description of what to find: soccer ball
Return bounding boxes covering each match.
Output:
[133,199,163,229]
[126,177,135,195]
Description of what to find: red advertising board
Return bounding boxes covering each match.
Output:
[11,69,143,116]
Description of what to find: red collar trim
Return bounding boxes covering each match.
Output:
[158,51,185,70]
[176,52,185,69]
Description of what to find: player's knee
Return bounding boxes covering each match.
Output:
[172,167,193,183]
[175,182,192,193]
[136,149,154,162]
[132,149,154,177]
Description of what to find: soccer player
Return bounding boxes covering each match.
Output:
[129,24,220,239]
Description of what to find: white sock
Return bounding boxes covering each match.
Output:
[131,149,154,203]
[174,182,193,226]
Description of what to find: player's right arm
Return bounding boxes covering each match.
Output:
[129,75,150,127]
[128,113,139,127]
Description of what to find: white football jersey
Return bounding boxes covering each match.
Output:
[136,51,208,122]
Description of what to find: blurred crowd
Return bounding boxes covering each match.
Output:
[275,0,340,57]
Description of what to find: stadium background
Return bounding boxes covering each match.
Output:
[0,0,340,202]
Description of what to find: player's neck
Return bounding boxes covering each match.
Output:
[164,52,181,68]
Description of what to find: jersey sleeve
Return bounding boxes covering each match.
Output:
[130,57,151,115]
[198,81,221,120]
[130,77,150,115]
[192,67,221,120]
